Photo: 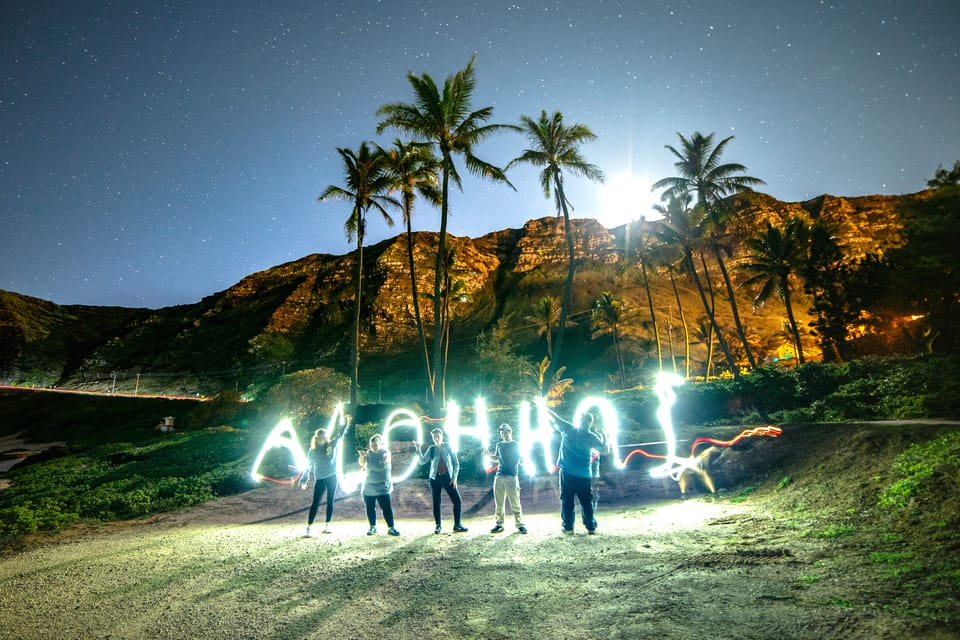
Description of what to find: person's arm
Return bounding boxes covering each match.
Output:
[416,443,432,465]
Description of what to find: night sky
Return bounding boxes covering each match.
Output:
[3,1,958,309]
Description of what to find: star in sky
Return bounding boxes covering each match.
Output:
[2,0,958,307]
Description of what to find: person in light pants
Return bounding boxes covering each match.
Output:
[488,423,527,534]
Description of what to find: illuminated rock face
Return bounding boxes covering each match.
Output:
[0,190,932,386]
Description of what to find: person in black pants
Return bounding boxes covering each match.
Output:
[554,413,605,534]
[360,435,400,536]
[300,416,348,536]
[416,428,468,534]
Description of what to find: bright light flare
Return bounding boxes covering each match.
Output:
[596,172,660,229]
[382,408,424,483]
[647,372,696,480]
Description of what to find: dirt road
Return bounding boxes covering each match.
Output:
[1,422,957,639]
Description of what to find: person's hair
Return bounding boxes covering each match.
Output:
[311,428,332,454]
[369,434,381,446]
[498,423,512,432]
[430,428,444,437]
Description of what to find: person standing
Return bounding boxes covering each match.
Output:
[359,435,400,536]
[488,423,527,534]
[554,413,605,534]
[301,417,348,537]
[416,428,468,534]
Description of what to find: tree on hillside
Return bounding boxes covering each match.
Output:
[623,221,663,371]
[526,296,562,361]
[507,110,605,385]
[738,218,810,364]
[319,142,398,407]
[379,139,441,396]
[927,160,960,188]
[653,131,765,374]
[653,195,694,377]
[800,220,857,362]
[377,57,515,415]
[653,196,739,378]
[592,291,628,389]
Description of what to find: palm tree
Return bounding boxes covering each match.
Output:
[653,198,739,377]
[379,139,441,394]
[526,296,561,361]
[691,316,717,379]
[592,291,627,389]
[653,131,765,373]
[507,110,604,383]
[377,56,515,414]
[319,142,398,407]
[624,221,663,371]
[653,196,693,377]
[738,218,810,364]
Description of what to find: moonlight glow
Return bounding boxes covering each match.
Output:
[596,173,660,228]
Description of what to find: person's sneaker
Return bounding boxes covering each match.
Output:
[367,526,377,536]
[587,528,597,535]
[517,526,528,534]
[490,525,504,533]
[434,525,442,534]
[562,528,574,535]
[387,528,400,536]
[323,523,331,534]
[453,525,468,533]
[305,526,312,537]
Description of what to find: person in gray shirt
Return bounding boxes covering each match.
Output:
[359,434,400,536]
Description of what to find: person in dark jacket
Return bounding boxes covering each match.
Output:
[554,413,605,534]
[416,428,468,534]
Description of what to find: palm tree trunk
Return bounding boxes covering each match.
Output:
[404,219,432,395]
[351,231,363,408]
[712,245,757,370]
[781,276,806,364]
[640,259,662,371]
[669,270,691,378]
[551,180,576,384]
[688,248,739,379]
[430,159,450,416]
[613,326,626,389]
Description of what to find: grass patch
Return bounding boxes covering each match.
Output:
[812,523,856,539]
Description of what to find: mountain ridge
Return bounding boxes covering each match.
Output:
[0,190,930,398]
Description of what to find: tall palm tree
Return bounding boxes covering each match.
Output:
[377,56,515,414]
[738,218,810,364]
[379,139,441,394]
[653,131,765,373]
[653,198,739,377]
[653,195,693,377]
[319,142,398,407]
[592,291,627,389]
[625,221,663,371]
[507,110,604,383]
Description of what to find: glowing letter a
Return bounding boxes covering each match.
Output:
[251,417,308,482]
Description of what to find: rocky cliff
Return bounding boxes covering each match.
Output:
[0,190,934,395]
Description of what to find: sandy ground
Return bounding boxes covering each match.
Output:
[1,423,958,640]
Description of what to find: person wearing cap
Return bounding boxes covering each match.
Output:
[487,423,527,534]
